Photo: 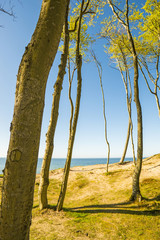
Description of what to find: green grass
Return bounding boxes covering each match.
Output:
[30,171,160,240]
[0,156,160,240]
[141,178,160,199]
[70,173,89,189]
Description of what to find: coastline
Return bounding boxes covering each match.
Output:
[36,154,160,186]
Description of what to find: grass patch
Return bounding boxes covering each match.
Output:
[0,156,160,239]
[70,173,89,190]
[105,170,122,176]
[75,173,89,189]
[141,178,160,199]
[30,158,160,239]
[33,178,62,208]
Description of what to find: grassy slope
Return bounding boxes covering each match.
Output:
[0,155,160,239]
[30,154,160,240]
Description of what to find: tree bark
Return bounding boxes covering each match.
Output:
[38,0,70,211]
[130,54,143,201]
[56,55,82,212]
[126,17,143,202]
[0,0,67,239]
[56,0,85,212]
[119,120,131,164]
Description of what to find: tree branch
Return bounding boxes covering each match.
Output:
[0,6,14,17]
[107,0,127,27]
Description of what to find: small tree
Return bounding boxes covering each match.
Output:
[100,20,135,164]
[91,50,110,172]
[56,0,88,212]
[56,0,106,211]
[107,0,143,201]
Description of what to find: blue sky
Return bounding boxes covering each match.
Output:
[0,0,159,159]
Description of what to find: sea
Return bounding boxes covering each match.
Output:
[0,157,133,174]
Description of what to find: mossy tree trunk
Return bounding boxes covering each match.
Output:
[56,0,85,212]
[0,0,67,239]
[38,0,70,210]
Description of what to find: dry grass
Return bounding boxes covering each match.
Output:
[30,154,160,240]
[0,155,160,239]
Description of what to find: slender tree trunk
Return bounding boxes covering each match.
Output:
[0,1,66,239]
[98,63,110,173]
[117,56,135,165]
[127,27,143,202]
[119,120,131,164]
[68,59,76,135]
[56,0,85,212]
[56,55,82,211]
[120,93,136,165]
[108,0,143,201]
[130,55,143,201]
[91,51,110,172]
[130,115,136,165]
[38,0,70,210]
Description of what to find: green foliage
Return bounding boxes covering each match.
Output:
[59,0,108,62]
[100,16,132,71]
[59,16,93,60]
[138,0,160,54]
[101,0,160,69]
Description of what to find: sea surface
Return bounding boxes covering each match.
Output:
[0,157,133,174]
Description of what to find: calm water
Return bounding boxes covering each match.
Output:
[0,157,133,174]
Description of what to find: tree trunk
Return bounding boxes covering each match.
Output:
[56,54,82,212]
[125,2,143,202]
[91,51,110,172]
[130,55,143,201]
[126,31,143,202]
[38,0,70,210]
[0,0,66,239]
[119,119,131,164]
[108,0,143,201]
[117,45,136,165]
[56,0,84,212]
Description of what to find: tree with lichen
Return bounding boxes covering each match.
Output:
[0,0,67,239]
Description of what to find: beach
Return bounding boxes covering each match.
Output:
[37,154,160,195]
